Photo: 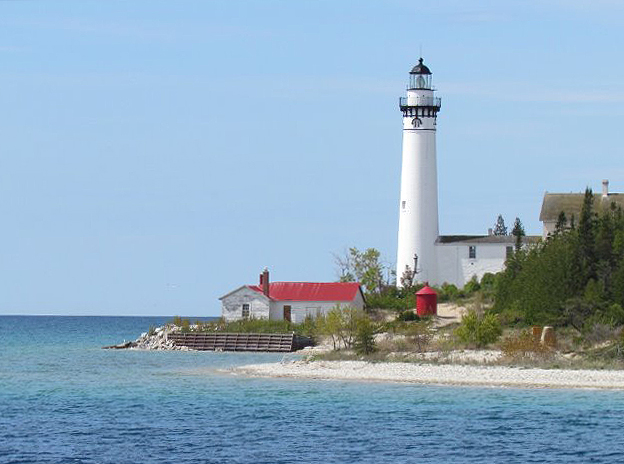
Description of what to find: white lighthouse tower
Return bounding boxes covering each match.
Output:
[396,58,442,286]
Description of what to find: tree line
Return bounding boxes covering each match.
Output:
[494,188,624,330]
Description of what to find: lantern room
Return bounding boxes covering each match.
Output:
[408,58,432,90]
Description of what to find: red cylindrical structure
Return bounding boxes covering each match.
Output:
[416,285,437,316]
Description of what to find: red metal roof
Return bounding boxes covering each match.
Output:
[416,285,437,295]
[248,282,362,302]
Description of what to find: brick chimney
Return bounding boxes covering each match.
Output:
[259,268,270,297]
[602,179,609,198]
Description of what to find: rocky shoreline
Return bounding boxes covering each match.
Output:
[236,359,624,389]
[103,324,193,351]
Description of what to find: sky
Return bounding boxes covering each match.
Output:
[1,0,624,316]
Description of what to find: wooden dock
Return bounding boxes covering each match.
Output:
[167,332,314,352]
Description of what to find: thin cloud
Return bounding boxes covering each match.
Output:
[0,45,22,52]
[441,81,624,104]
[451,11,509,23]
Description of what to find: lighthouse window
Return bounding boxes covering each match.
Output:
[468,246,476,259]
[402,201,406,210]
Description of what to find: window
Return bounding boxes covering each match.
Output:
[506,246,513,259]
[242,304,250,318]
[468,246,476,259]
[402,201,406,210]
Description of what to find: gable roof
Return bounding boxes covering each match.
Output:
[437,235,541,245]
[540,193,624,222]
[247,282,363,302]
[218,285,271,301]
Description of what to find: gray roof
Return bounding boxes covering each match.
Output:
[437,235,541,245]
[539,193,624,222]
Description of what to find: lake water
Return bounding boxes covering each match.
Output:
[1,315,624,463]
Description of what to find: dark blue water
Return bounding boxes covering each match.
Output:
[1,316,624,463]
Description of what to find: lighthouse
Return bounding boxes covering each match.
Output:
[396,58,441,286]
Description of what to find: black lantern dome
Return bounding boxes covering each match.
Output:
[408,58,432,90]
[410,58,431,75]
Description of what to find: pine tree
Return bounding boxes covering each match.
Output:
[554,211,567,235]
[578,188,597,280]
[511,217,525,252]
[493,214,508,236]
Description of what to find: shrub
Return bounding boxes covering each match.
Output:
[321,305,380,351]
[594,303,624,327]
[501,330,549,359]
[438,283,459,302]
[396,310,420,322]
[454,310,502,348]
[365,286,415,311]
[402,320,433,352]
[463,275,481,295]
[582,323,620,347]
[353,316,377,355]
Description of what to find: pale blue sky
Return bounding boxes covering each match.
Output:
[1,0,623,315]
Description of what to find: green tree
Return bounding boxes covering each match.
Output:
[351,247,384,294]
[578,187,597,280]
[554,211,568,236]
[323,307,342,350]
[353,316,377,355]
[493,214,508,236]
[323,305,365,350]
[511,217,525,252]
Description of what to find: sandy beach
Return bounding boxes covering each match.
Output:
[236,360,624,389]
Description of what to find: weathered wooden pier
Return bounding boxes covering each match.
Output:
[167,332,314,352]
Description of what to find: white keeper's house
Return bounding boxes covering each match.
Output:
[220,269,365,322]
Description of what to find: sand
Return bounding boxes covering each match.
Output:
[235,360,624,389]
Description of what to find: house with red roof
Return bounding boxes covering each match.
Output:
[219,269,365,323]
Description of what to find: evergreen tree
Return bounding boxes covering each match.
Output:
[493,214,508,236]
[511,217,525,252]
[554,211,567,235]
[578,188,597,280]
[493,191,624,329]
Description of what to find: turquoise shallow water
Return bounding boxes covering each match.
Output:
[2,316,624,463]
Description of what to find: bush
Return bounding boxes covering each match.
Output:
[365,286,416,311]
[480,273,498,299]
[454,310,502,348]
[582,323,620,347]
[353,317,377,355]
[401,320,433,352]
[396,310,420,322]
[463,276,481,295]
[501,331,549,359]
[438,283,459,302]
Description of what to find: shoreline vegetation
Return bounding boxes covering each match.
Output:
[118,303,624,389]
[118,192,624,388]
